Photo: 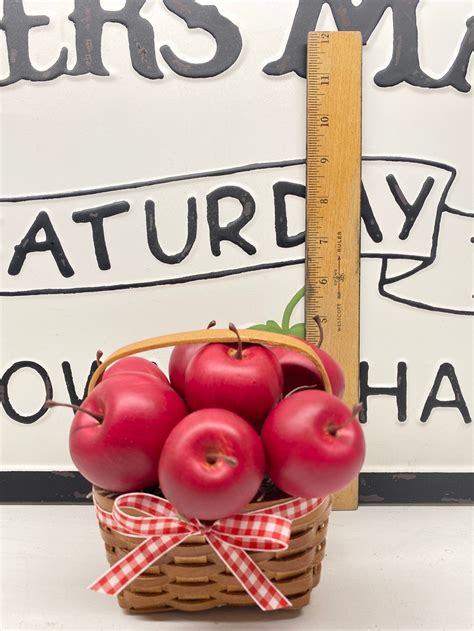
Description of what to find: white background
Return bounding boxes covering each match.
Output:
[0,0,472,471]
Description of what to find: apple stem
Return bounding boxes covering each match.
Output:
[284,384,321,399]
[45,400,103,424]
[313,315,324,348]
[327,403,364,436]
[228,323,243,360]
[351,403,364,418]
[206,452,238,467]
[96,349,103,368]
[207,320,216,329]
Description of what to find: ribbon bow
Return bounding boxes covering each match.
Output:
[89,492,322,611]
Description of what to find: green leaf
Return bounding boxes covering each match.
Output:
[289,323,305,339]
[248,321,283,333]
[248,324,272,332]
[265,320,283,333]
[281,287,305,331]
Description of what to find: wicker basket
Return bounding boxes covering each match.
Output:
[88,328,334,613]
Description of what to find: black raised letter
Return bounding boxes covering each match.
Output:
[359,361,408,423]
[274,181,306,248]
[264,0,437,91]
[420,363,471,424]
[1,361,53,424]
[0,0,68,86]
[434,17,474,93]
[386,174,435,240]
[72,201,130,271]
[207,186,256,256]
[146,198,197,264]
[68,0,162,79]
[361,184,383,243]
[161,0,242,77]
[62,360,98,407]
[8,211,74,278]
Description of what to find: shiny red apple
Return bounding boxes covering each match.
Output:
[101,355,168,384]
[169,321,216,396]
[261,390,365,498]
[169,343,207,396]
[64,373,187,492]
[159,409,265,520]
[271,338,345,398]
[184,325,283,431]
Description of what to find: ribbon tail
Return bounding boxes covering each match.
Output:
[88,533,187,596]
[208,536,292,611]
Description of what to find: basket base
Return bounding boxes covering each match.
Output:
[117,575,320,613]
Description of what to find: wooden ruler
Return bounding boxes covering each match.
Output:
[305,32,362,510]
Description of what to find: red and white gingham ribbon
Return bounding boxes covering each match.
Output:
[89,492,323,611]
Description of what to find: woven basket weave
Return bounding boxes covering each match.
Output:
[94,487,332,612]
[88,328,334,612]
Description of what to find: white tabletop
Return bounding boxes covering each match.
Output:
[1,504,472,631]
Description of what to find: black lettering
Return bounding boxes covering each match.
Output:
[434,17,474,93]
[8,211,74,278]
[0,361,53,424]
[0,0,68,86]
[161,0,242,77]
[373,0,436,88]
[361,184,383,243]
[72,201,129,271]
[386,174,435,240]
[145,197,197,264]
[264,0,437,91]
[264,0,395,77]
[207,186,256,256]
[68,0,163,79]
[359,361,407,423]
[420,363,471,424]
[274,181,306,248]
[62,360,98,407]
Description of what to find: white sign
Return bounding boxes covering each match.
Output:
[0,0,472,474]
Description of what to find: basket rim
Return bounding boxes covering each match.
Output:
[92,485,332,527]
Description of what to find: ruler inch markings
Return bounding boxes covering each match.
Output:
[305,31,362,511]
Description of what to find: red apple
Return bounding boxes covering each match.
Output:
[169,321,216,396]
[271,339,345,398]
[261,390,365,498]
[159,409,265,520]
[169,343,206,396]
[65,373,187,492]
[101,356,168,384]
[184,326,283,431]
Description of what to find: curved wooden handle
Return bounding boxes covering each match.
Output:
[88,328,332,395]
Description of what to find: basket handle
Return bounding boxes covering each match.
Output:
[88,328,332,395]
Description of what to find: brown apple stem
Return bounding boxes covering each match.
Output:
[228,322,243,360]
[45,400,103,424]
[313,315,324,348]
[351,403,364,418]
[207,320,217,329]
[327,403,364,436]
[284,384,321,399]
[206,452,238,467]
[96,349,103,368]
